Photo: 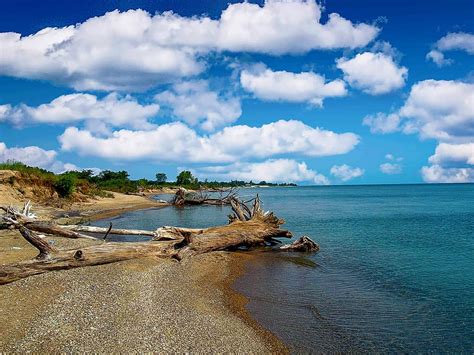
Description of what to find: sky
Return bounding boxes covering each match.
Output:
[0,0,473,185]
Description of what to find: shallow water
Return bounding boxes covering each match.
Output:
[94,184,474,353]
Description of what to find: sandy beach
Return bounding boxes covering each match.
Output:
[0,192,286,353]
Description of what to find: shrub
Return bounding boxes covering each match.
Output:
[54,175,76,198]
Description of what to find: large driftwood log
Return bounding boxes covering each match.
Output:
[171,187,238,206]
[0,196,317,285]
[0,239,178,284]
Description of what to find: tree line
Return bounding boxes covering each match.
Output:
[0,161,297,198]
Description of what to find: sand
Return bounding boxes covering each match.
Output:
[0,188,286,353]
[0,248,285,352]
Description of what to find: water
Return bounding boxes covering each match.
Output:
[93,184,474,353]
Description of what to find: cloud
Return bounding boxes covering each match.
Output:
[0,2,379,91]
[421,165,474,183]
[385,153,403,162]
[0,16,202,92]
[399,80,474,142]
[364,80,474,142]
[155,80,241,131]
[330,164,364,181]
[240,65,347,106]
[336,52,408,94]
[363,79,474,182]
[217,1,379,55]
[0,142,77,173]
[362,113,401,134]
[426,50,452,67]
[0,93,159,131]
[59,119,360,163]
[427,32,474,66]
[380,162,402,174]
[428,143,474,166]
[195,159,329,185]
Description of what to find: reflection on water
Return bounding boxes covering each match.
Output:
[94,185,474,353]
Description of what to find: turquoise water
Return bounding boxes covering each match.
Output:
[94,184,474,353]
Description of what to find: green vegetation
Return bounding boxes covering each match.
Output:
[53,175,76,197]
[176,170,197,185]
[0,160,297,199]
[0,160,56,181]
[155,173,167,184]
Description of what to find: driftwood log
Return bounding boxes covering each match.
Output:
[0,196,317,285]
[0,205,98,240]
[63,224,155,238]
[171,187,238,206]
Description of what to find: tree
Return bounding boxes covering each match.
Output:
[54,175,76,197]
[137,178,148,187]
[155,173,167,184]
[176,170,197,185]
[97,170,129,181]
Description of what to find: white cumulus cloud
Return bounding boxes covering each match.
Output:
[0,2,379,91]
[428,143,474,166]
[364,80,474,143]
[0,142,77,173]
[155,80,241,131]
[330,164,364,181]
[217,0,379,54]
[59,120,360,163]
[427,32,474,66]
[363,79,474,183]
[421,165,474,183]
[195,159,329,185]
[336,52,408,95]
[362,113,401,134]
[380,162,402,175]
[240,65,347,106]
[0,93,160,131]
[426,50,452,67]
[399,80,474,142]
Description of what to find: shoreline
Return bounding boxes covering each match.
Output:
[0,192,287,353]
[222,253,288,353]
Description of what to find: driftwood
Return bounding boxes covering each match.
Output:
[23,222,99,240]
[171,187,239,206]
[0,196,317,285]
[1,204,98,240]
[63,224,156,237]
[279,236,320,252]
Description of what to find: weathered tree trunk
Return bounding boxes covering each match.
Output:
[24,221,99,240]
[0,196,317,285]
[0,240,178,284]
[63,224,156,237]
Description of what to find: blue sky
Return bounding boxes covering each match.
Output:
[0,0,473,184]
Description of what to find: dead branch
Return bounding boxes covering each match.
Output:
[17,225,56,260]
